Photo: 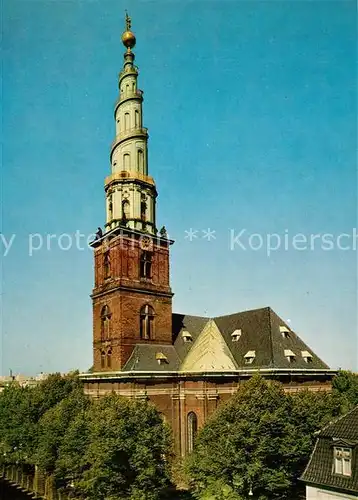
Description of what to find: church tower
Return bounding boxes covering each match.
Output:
[90,14,174,372]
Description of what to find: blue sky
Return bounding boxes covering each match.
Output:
[1,0,357,375]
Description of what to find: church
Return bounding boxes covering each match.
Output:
[80,15,335,457]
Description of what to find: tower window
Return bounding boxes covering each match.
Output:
[187,412,198,454]
[103,251,111,279]
[137,149,144,171]
[140,251,152,279]
[141,200,147,221]
[108,195,113,219]
[101,305,111,340]
[122,199,130,219]
[100,350,106,369]
[107,348,112,369]
[124,112,130,130]
[140,304,155,340]
[135,110,139,128]
[123,153,130,169]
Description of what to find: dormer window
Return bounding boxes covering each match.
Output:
[334,447,352,476]
[280,326,291,339]
[156,352,168,365]
[284,349,295,362]
[231,329,242,342]
[244,350,255,364]
[301,350,313,363]
[182,330,192,343]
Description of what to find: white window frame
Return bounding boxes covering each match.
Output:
[334,447,352,476]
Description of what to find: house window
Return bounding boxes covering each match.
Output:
[103,251,111,279]
[140,251,152,279]
[187,412,198,454]
[280,325,291,339]
[244,350,256,364]
[182,330,192,343]
[301,351,313,363]
[231,329,242,342]
[284,349,296,363]
[101,305,111,340]
[140,304,155,340]
[334,447,352,476]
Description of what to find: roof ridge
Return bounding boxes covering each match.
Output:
[319,405,358,436]
[214,306,271,320]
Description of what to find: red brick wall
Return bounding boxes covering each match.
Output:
[92,232,173,371]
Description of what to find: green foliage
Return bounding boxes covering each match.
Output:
[0,373,172,500]
[58,394,172,500]
[186,375,346,500]
[332,370,358,409]
[0,372,80,466]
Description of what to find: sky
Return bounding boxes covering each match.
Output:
[1,0,357,375]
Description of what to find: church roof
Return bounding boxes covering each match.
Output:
[173,306,329,372]
[121,306,329,373]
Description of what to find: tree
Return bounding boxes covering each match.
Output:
[0,372,81,468]
[35,388,90,474]
[186,376,345,500]
[332,370,358,409]
[57,394,173,500]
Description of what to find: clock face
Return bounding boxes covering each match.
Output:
[140,236,153,250]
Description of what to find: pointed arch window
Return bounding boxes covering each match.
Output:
[122,199,130,220]
[101,305,111,340]
[187,412,198,454]
[103,251,111,279]
[140,304,155,340]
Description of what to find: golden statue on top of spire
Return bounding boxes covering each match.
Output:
[122,11,136,50]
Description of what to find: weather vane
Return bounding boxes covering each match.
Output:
[125,11,132,31]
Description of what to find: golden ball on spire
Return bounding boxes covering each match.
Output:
[122,30,136,49]
[122,12,136,49]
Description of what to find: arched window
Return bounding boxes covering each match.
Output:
[126,84,129,95]
[135,110,139,128]
[122,199,130,220]
[137,149,144,171]
[140,304,155,340]
[132,82,135,92]
[187,412,198,454]
[100,350,106,369]
[101,305,111,340]
[123,153,130,169]
[124,112,130,130]
[140,251,152,279]
[103,251,111,279]
[141,200,147,221]
[106,348,112,369]
[108,195,113,219]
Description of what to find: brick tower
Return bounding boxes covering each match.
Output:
[90,14,174,372]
